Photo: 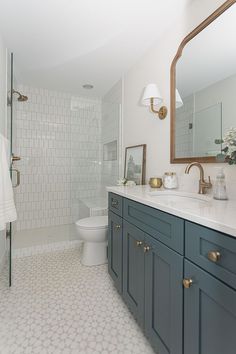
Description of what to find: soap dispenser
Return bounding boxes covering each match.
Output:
[213,168,228,200]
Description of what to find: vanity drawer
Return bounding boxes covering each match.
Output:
[123,198,184,254]
[109,193,123,216]
[185,221,236,289]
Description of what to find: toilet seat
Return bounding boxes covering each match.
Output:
[76,216,108,230]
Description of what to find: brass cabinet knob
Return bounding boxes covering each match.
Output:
[207,250,221,263]
[111,199,118,207]
[115,224,121,231]
[143,245,151,253]
[183,278,193,289]
[136,241,143,247]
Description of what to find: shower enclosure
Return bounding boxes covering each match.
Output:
[11,79,122,250]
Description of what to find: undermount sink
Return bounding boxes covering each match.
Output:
[148,190,212,205]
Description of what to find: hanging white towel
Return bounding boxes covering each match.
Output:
[0,133,17,231]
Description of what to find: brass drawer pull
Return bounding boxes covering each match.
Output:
[183,278,193,289]
[111,199,119,207]
[143,245,151,253]
[136,241,143,247]
[207,250,221,263]
[115,224,121,231]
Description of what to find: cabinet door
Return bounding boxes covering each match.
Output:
[108,211,123,293]
[145,234,183,354]
[123,221,145,327]
[184,260,236,354]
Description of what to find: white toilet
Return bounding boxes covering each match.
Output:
[75,216,108,266]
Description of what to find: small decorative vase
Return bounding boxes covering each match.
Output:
[149,177,163,188]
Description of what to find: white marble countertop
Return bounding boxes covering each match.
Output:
[107,185,236,238]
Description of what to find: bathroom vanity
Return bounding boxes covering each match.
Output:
[107,186,236,354]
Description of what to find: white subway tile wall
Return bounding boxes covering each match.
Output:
[175,95,194,158]
[14,85,102,231]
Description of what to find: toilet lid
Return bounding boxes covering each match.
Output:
[76,216,108,230]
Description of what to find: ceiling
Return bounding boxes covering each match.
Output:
[0,0,191,97]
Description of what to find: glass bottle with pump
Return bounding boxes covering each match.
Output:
[213,168,228,200]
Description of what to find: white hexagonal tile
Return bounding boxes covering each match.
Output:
[0,247,154,354]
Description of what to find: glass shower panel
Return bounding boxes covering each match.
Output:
[70,91,121,227]
[101,102,121,193]
[70,96,103,231]
[6,54,24,286]
[6,52,14,286]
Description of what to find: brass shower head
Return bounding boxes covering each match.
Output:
[13,90,28,102]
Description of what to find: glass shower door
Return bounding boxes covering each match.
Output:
[6,52,20,287]
[6,52,14,287]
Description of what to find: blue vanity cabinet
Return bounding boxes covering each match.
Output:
[123,198,184,254]
[108,210,123,293]
[144,234,183,354]
[122,220,183,352]
[108,192,236,354]
[185,221,236,290]
[123,220,145,327]
[184,259,236,354]
[108,193,184,353]
[109,192,123,216]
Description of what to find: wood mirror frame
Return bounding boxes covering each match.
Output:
[170,0,236,164]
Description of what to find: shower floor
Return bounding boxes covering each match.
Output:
[13,224,78,250]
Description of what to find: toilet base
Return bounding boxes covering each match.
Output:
[81,241,108,266]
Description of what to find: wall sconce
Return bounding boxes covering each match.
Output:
[176,89,183,108]
[142,84,168,120]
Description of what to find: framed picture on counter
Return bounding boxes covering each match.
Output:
[124,144,146,185]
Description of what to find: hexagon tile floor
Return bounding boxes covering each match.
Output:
[0,247,154,354]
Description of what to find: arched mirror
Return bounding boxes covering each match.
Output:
[170,0,236,163]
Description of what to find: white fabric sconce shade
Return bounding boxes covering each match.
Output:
[142,84,163,106]
[142,84,167,120]
[176,89,183,108]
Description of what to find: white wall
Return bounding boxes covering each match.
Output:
[123,0,236,195]
[0,33,7,269]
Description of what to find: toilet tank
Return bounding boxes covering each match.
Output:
[78,197,108,219]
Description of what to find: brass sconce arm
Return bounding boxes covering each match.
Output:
[142,84,168,120]
[150,98,168,120]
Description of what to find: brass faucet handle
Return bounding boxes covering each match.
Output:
[185,162,213,194]
[208,176,212,185]
[11,154,21,163]
[204,176,212,188]
[200,176,212,189]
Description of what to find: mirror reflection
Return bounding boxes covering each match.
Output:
[175,4,236,159]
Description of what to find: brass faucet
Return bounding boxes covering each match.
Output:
[185,162,212,195]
